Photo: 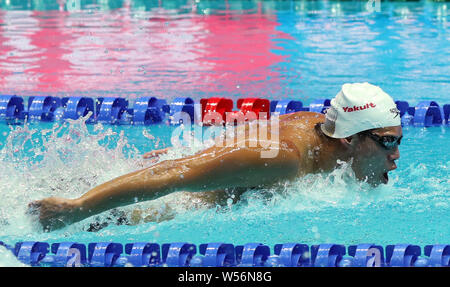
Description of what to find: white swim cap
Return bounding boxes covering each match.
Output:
[321,82,401,138]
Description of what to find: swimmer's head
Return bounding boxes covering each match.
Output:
[321,83,402,185]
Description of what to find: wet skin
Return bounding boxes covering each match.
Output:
[28,112,402,231]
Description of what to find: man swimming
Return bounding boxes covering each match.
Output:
[29,82,402,231]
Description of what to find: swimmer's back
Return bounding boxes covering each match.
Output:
[278,112,326,174]
[279,111,325,129]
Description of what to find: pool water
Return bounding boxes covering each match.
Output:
[0,0,449,265]
[0,118,448,247]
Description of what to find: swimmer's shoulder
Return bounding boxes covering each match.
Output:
[279,112,325,170]
[280,111,325,125]
[279,112,325,131]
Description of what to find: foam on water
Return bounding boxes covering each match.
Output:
[0,114,145,237]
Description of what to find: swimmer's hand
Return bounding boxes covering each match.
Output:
[27,197,81,232]
[130,204,175,225]
[142,147,170,160]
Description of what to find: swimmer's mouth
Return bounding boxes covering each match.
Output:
[382,164,397,184]
[382,172,389,184]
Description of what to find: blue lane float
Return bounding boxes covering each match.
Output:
[395,100,414,126]
[133,97,169,125]
[0,94,449,127]
[61,97,95,123]
[424,244,450,267]
[50,242,87,267]
[161,242,197,267]
[1,241,449,267]
[0,95,25,123]
[96,97,129,125]
[13,241,49,266]
[310,244,346,267]
[309,98,331,114]
[120,242,160,267]
[443,104,450,125]
[413,101,444,127]
[235,243,270,267]
[169,97,195,125]
[27,96,61,122]
[197,243,235,267]
[347,244,385,267]
[395,100,409,118]
[88,242,123,267]
[270,99,305,115]
[268,243,309,267]
[385,244,421,267]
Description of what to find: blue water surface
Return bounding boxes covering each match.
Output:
[0,120,448,248]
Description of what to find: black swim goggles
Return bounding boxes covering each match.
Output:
[361,131,402,150]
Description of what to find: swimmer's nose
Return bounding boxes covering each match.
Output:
[388,146,400,161]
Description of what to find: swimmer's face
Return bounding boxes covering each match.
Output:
[348,126,402,186]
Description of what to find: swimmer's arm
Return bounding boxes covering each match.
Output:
[62,141,301,226]
[129,190,234,224]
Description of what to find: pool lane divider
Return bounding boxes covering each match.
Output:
[1,95,449,127]
[0,241,449,267]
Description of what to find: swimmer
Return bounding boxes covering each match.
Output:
[29,82,402,231]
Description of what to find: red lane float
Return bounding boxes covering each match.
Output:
[200,97,233,125]
[225,98,271,125]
